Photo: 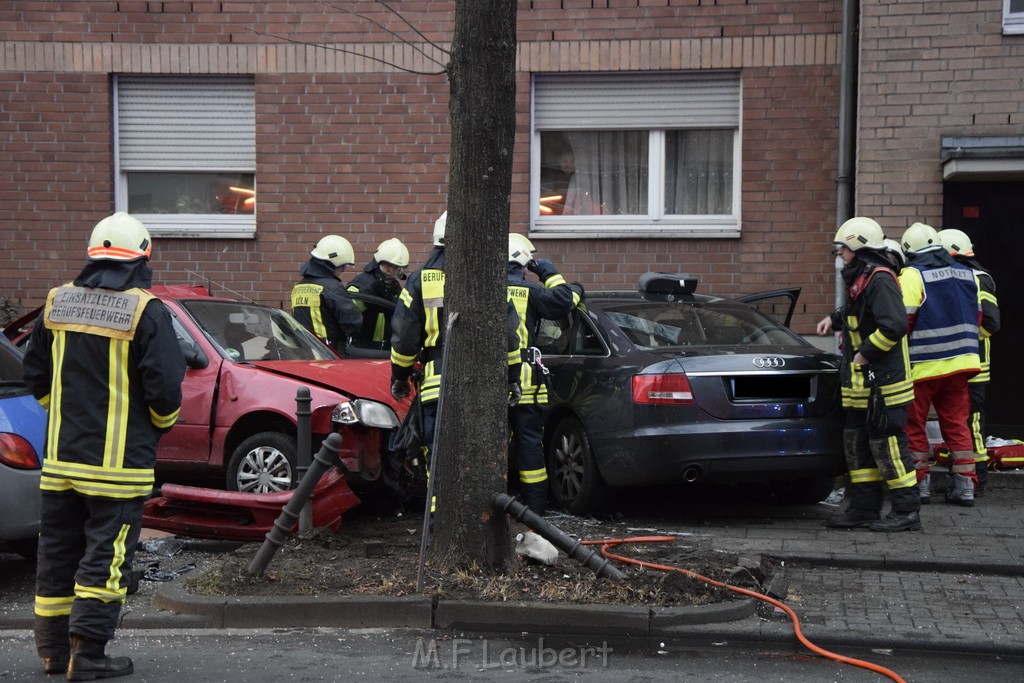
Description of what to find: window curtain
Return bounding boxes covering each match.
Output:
[563,131,648,215]
[665,130,733,215]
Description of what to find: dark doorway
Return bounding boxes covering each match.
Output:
[943,181,1024,439]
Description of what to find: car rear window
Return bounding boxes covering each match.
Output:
[603,301,804,349]
[0,337,24,382]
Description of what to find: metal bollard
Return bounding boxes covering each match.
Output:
[246,432,342,577]
[493,493,625,580]
[295,387,312,533]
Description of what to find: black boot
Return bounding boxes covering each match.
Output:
[67,634,133,681]
[43,655,69,675]
[869,509,922,532]
[825,507,880,529]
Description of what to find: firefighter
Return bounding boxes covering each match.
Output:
[290,234,362,350]
[23,212,185,679]
[816,217,921,532]
[347,238,410,347]
[938,228,1000,496]
[507,233,583,514]
[389,212,523,475]
[900,222,983,506]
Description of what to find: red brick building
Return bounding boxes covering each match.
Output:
[1,1,1022,431]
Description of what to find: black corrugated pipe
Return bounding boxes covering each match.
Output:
[492,493,625,580]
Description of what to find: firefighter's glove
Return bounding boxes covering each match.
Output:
[508,382,522,407]
[390,378,411,401]
[527,258,558,281]
[570,281,586,301]
[373,276,402,300]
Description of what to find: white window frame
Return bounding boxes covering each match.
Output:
[1005,0,1024,34]
[530,72,742,239]
[114,75,256,239]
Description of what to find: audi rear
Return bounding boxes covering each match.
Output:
[538,273,845,513]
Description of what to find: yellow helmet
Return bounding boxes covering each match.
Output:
[833,217,885,251]
[374,238,409,267]
[901,222,941,254]
[433,211,447,247]
[508,233,534,266]
[87,212,152,261]
[311,235,355,267]
[937,228,974,256]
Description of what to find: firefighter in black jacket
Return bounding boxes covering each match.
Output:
[347,238,409,348]
[816,216,921,532]
[290,234,363,351]
[506,233,583,514]
[390,212,523,474]
[24,212,185,680]
[939,228,1000,495]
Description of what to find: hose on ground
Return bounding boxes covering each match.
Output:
[582,535,905,683]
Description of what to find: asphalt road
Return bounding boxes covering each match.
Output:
[1,627,1022,681]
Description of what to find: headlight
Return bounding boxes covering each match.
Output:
[331,399,401,429]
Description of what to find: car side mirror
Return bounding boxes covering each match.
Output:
[178,337,209,369]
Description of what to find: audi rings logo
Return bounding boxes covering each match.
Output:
[753,357,786,368]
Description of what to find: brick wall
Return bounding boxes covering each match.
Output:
[0,0,845,333]
[856,0,1024,234]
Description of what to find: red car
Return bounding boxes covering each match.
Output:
[7,285,408,494]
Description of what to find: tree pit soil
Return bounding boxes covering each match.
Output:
[175,507,761,608]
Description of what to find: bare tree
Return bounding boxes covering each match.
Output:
[430,0,519,573]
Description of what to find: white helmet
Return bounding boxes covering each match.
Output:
[87,212,152,262]
[937,228,974,257]
[432,211,447,247]
[311,235,355,267]
[508,233,534,266]
[901,222,942,254]
[374,238,409,267]
[883,238,906,269]
[833,217,885,251]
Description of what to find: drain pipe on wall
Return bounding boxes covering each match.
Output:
[833,0,860,352]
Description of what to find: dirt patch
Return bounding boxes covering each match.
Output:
[176,507,758,608]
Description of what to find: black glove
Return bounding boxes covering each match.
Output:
[570,281,586,300]
[373,276,402,300]
[508,382,522,407]
[527,258,558,281]
[390,378,411,401]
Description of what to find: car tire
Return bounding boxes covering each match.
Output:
[772,475,835,505]
[4,537,38,561]
[546,416,609,514]
[227,432,298,493]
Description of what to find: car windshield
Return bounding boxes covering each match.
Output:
[181,300,337,362]
[603,300,805,349]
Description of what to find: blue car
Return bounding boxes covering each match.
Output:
[0,333,44,559]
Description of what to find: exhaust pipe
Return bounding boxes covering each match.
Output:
[682,464,702,483]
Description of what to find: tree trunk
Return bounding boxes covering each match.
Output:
[431,0,518,572]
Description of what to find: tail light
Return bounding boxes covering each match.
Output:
[0,433,41,469]
[632,373,695,405]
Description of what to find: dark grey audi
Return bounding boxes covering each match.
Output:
[535,273,845,514]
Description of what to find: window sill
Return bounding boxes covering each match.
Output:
[133,215,256,240]
[531,218,740,239]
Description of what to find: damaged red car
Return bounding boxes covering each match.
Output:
[8,285,408,495]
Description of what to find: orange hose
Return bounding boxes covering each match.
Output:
[582,536,905,683]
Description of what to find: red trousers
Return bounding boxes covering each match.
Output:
[905,372,973,454]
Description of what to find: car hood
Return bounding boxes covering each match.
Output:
[246,359,396,406]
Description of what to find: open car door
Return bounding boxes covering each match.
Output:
[737,287,801,328]
[344,292,396,359]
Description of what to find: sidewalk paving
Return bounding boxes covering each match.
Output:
[3,470,1022,659]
